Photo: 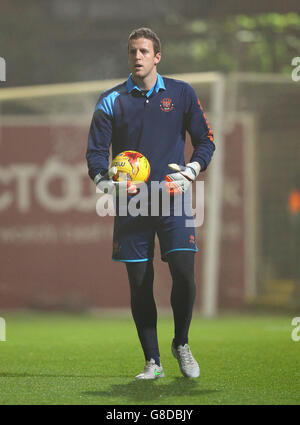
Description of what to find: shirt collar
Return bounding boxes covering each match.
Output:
[126,73,166,98]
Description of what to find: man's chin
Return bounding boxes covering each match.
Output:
[132,70,145,79]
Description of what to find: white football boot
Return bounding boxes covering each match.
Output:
[135,358,165,380]
[171,342,200,378]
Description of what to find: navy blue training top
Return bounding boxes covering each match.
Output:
[86,73,215,183]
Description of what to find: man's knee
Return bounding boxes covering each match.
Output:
[167,251,195,284]
[126,260,154,290]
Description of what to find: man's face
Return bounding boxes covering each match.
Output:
[128,37,161,80]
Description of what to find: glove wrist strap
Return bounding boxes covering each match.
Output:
[94,172,104,186]
[186,162,200,178]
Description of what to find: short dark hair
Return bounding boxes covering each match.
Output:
[128,27,161,55]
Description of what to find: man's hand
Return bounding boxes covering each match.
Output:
[94,167,137,195]
[165,162,201,194]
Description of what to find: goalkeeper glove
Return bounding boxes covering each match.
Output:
[94,167,137,195]
[165,162,200,194]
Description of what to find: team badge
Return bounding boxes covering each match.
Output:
[160,97,174,112]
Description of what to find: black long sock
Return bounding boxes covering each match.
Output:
[167,251,196,347]
[125,261,160,366]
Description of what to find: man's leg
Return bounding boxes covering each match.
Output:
[167,251,196,347]
[125,260,161,366]
[167,250,200,377]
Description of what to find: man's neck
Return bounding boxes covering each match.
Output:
[132,70,157,91]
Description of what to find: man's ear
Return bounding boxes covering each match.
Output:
[154,52,161,65]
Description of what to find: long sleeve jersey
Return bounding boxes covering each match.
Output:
[86,73,215,184]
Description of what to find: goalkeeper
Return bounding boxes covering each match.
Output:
[86,28,215,379]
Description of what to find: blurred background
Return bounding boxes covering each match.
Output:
[1,0,300,315]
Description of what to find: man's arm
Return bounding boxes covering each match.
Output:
[86,97,137,195]
[164,84,215,194]
[185,84,215,172]
[86,103,113,183]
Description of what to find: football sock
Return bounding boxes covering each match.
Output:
[125,260,161,366]
[167,251,196,347]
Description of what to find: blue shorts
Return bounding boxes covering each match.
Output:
[112,193,198,262]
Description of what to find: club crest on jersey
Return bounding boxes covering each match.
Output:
[160,97,174,112]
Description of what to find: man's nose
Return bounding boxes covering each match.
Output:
[135,50,142,59]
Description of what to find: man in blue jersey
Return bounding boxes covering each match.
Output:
[86,28,215,379]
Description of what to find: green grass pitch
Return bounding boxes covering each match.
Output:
[0,313,299,405]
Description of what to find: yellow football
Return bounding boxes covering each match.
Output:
[111,150,150,183]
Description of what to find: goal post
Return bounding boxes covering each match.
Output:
[201,74,226,317]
